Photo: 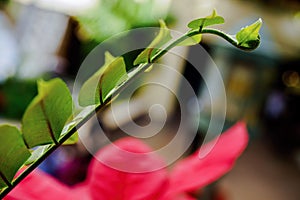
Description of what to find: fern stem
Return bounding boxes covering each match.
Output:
[0,24,258,198]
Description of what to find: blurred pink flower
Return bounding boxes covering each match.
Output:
[5,122,248,200]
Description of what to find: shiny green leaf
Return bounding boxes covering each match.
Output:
[60,117,79,145]
[134,20,172,65]
[187,9,224,30]
[79,52,128,106]
[176,33,202,46]
[24,145,49,166]
[236,18,262,50]
[0,125,31,188]
[22,78,73,148]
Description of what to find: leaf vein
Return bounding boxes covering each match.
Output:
[0,171,11,187]
[40,100,58,145]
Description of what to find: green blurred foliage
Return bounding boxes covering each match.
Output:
[0,78,37,119]
[77,0,172,43]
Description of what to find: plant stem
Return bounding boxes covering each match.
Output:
[151,27,253,63]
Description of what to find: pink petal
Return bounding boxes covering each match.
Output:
[166,122,249,198]
[5,169,74,200]
[6,137,168,200]
[85,137,169,200]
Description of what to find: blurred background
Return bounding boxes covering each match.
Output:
[0,0,300,199]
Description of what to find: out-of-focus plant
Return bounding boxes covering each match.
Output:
[0,79,37,119]
[76,0,172,42]
[0,0,9,8]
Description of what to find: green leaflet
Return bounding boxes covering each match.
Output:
[79,52,128,106]
[236,18,262,50]
[22,78,73,148]
[25,110,79,165]
[0,125,31,188]
[178,10,223,47]
[187,9,225,30]
[60,116,79,145]
[133,20,172,65]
